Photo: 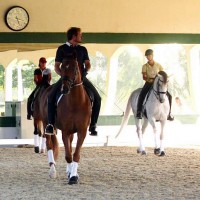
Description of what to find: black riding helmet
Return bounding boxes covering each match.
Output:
[145,49,153,56]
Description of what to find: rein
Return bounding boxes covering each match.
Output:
[153,77,168,103]
[72,82,83,87]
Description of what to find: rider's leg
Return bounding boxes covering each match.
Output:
[166,91,174,121]
[136,82,152,119]
[83,78,101,136]
[45,79,62,134]
[27,88,37,120]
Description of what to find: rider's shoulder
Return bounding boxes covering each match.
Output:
[154,61,162,67]
[42,68,51,75]
[76,45,87,51]
[34,68,42,74]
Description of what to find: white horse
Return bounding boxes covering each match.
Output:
[115,71,170,156]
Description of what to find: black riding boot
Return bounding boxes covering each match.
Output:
[89,97,101,136]
[45,79,62,135]
[27,99,32,120]
[84,78,101,136]
[27,90,35,120]
[45,100,55,135]
[136,82,152,119]
[136,98,143,119]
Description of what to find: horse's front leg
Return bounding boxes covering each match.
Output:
[149,118,162,155]
[40,134,46,154]
[33,119,40,153]
[68,130,87,185]
[158,120,166,156]
[62,132,74,180]
[46,134,58,178]
[136,118,148,155]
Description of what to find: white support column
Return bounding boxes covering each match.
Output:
[5,66,13,101]
[17,64,23,101]
[5,59,17,101]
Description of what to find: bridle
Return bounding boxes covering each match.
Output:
[61,62,83,95]
[153,75,168,103]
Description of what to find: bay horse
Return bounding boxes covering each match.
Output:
[115,71,170,156]
[32,83,50,154]
[39,53,91,184]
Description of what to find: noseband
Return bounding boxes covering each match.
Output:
[153,76,168,103]
[61,62,83,95]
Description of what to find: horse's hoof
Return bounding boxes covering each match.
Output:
[34,146,39,153]
[141,151,147,155]
[40,149,45,154]
[137,149,147,155]
[49,164,57,179]
[137,149,141,154]
[154,148,160,155]
[159,151,165,156]
[68,176,79,185]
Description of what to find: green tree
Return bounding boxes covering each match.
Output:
[0,65,5,88]
[115,50,143,114]
[21,61,36,90]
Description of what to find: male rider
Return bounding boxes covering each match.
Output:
[45,27,101,136]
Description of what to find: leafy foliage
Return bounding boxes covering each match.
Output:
[0,65,5,88]
[115,50,143,113]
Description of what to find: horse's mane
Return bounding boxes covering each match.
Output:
[158,71,168,83]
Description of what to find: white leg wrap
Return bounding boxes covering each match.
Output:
[34,135,39,147]
[154,133,160,149]
[160,140,164,152]
[138,134,145,151]
[70,162,78,178]
[66,163,73,176]
[47,150,55,165]
[41,137,46,150]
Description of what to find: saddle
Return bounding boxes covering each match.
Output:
[84,86,94,104]
[141,88,161,121]
[31,83,50,112]
[56,86,94,106]
[141,89,152,119]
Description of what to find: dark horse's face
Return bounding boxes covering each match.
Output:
[61,58,79,95]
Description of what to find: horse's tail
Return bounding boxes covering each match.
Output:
[115,94,132,138]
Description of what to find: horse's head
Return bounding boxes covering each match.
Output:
[60,53,81,95]
[153,71,168,103]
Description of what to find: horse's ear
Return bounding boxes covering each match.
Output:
[157,74,162,79]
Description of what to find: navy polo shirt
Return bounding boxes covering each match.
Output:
[55,43,90,75]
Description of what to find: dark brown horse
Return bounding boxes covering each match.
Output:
[39,53,91,184]
[32,86,48,154]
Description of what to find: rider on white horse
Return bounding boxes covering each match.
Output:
[136,49,174,121]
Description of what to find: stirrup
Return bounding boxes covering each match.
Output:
[89,125,98,136]
[45,124,54,135]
